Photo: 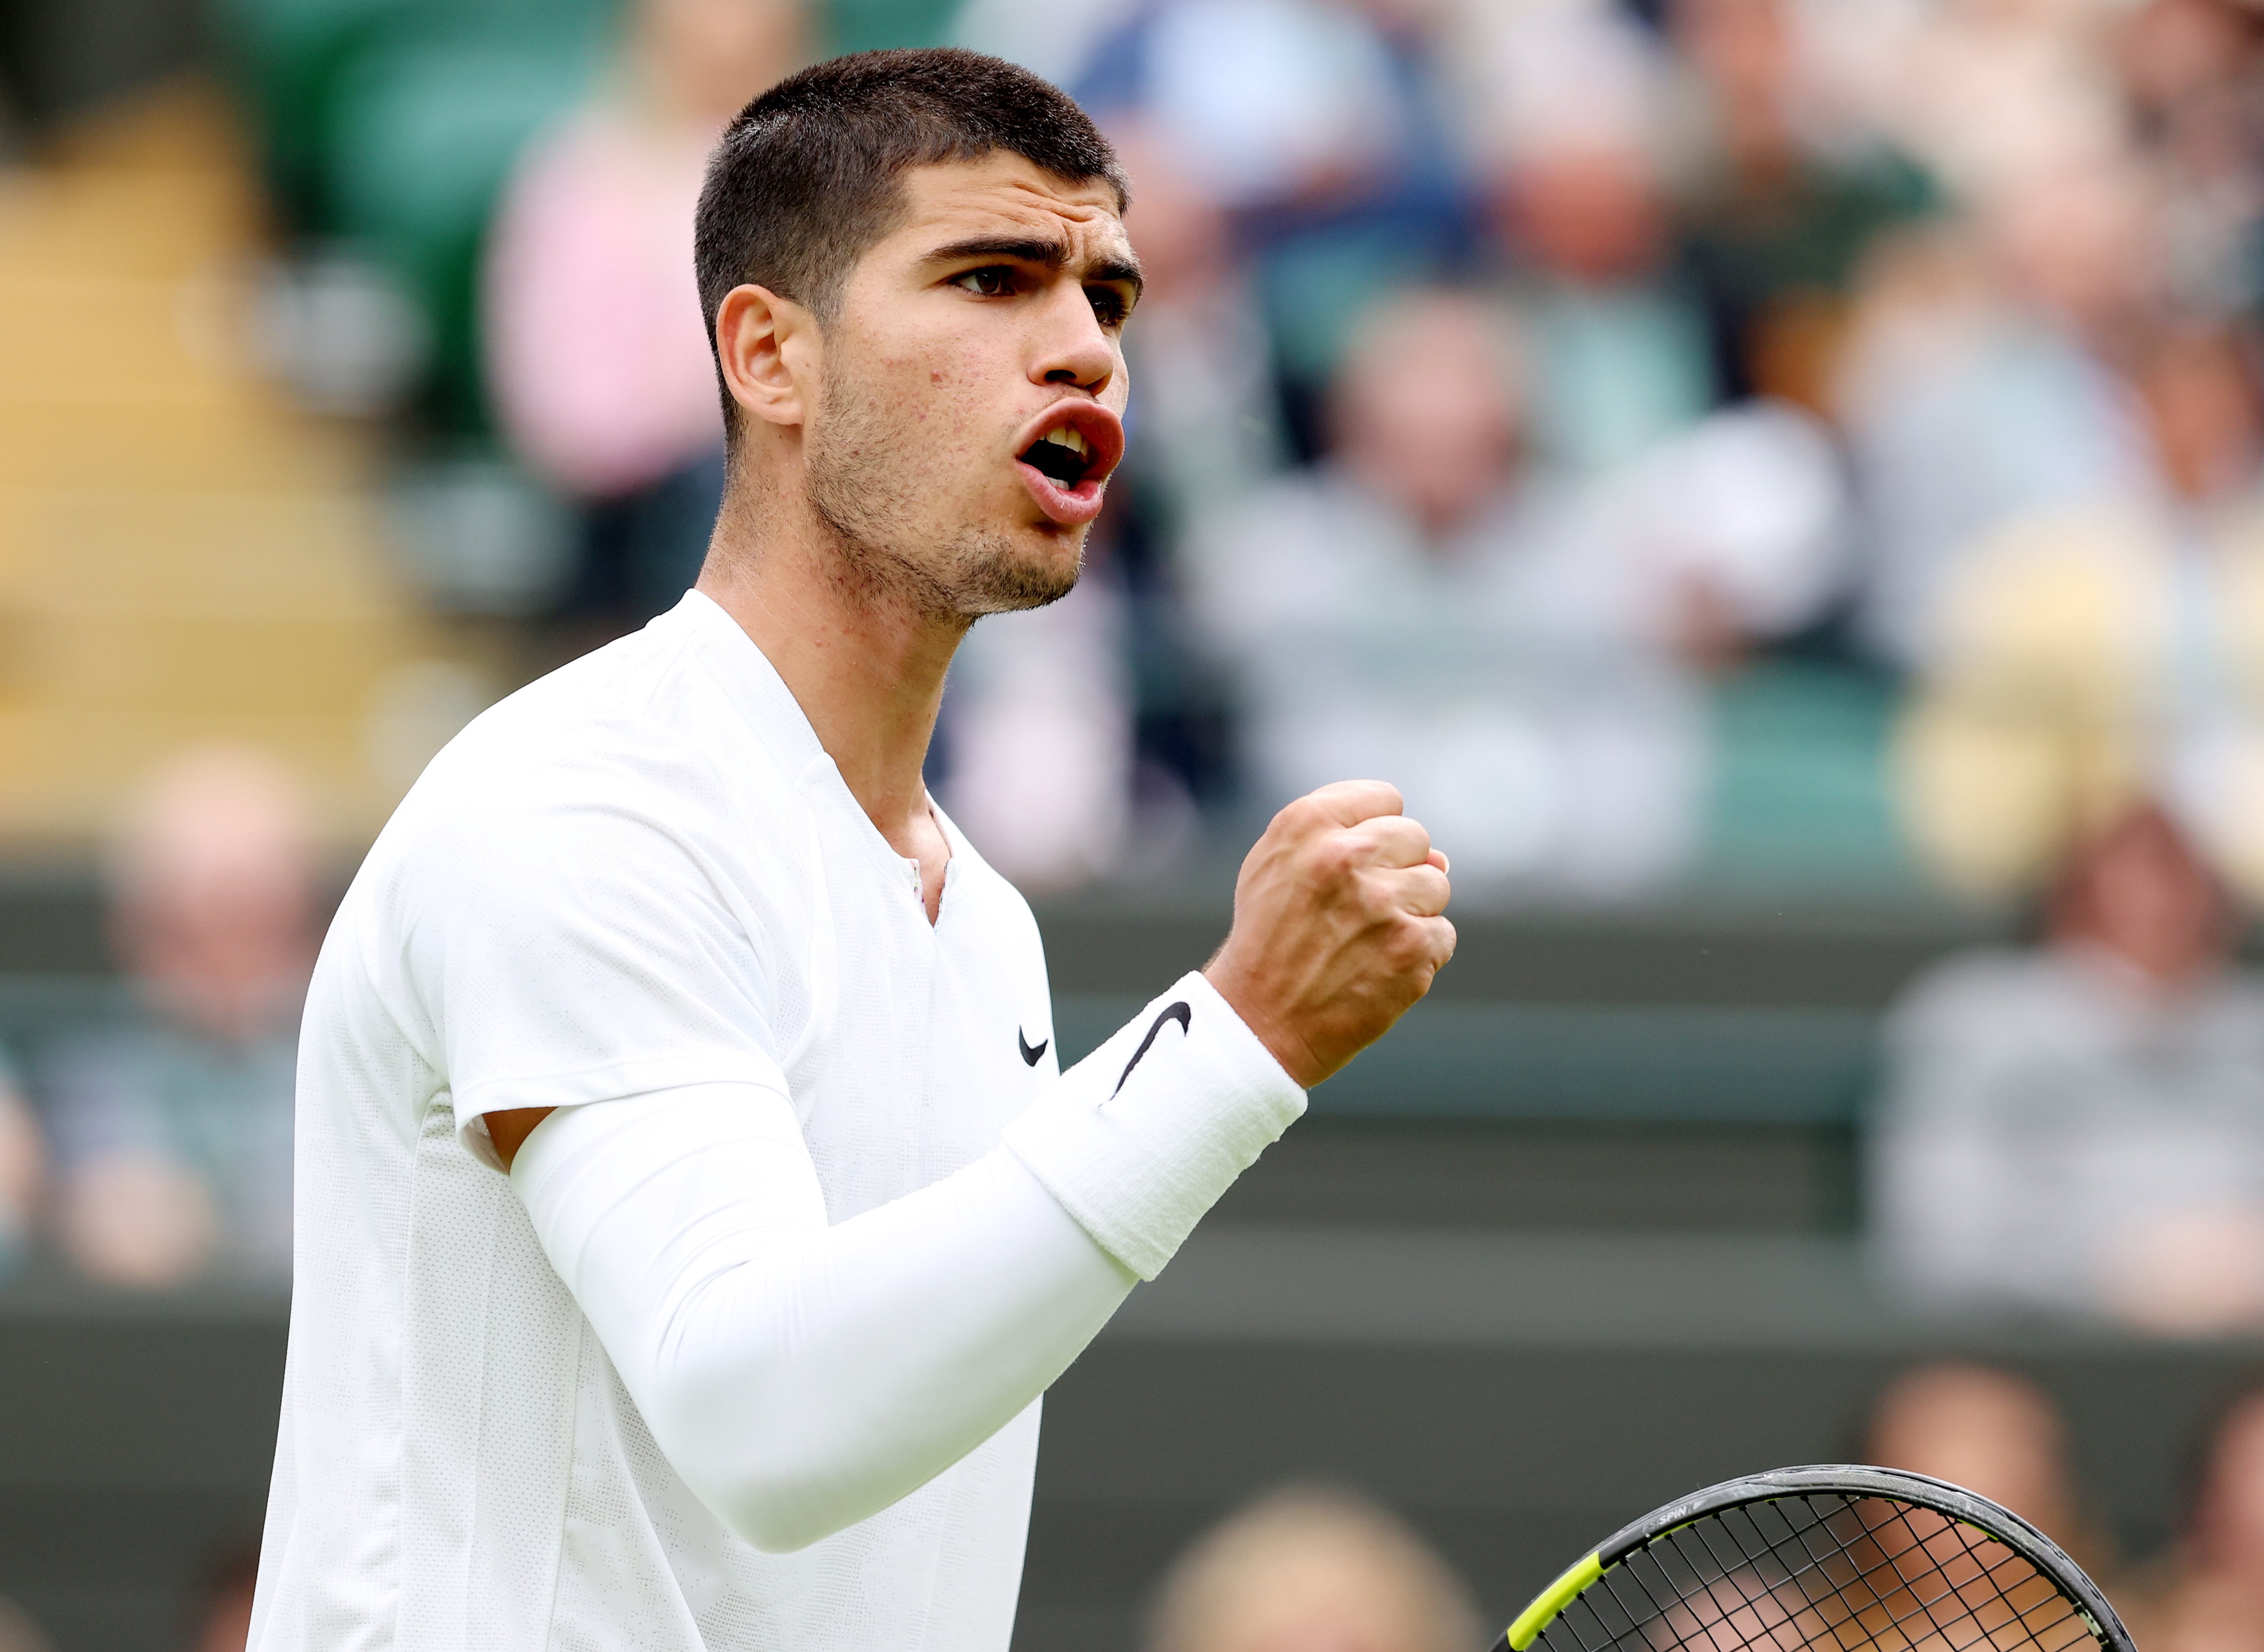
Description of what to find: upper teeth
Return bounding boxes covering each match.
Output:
[1040,427,1090,458]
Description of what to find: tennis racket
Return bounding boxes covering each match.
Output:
[1492,1464,2135,1652]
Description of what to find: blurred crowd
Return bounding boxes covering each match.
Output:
[253,0,2258,908]
[1098,1361,2264,1652]
[1034,0,2264,905]
[0,745,309,1294]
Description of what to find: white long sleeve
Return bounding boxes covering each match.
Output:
[513,1082,1132,1553]
[509,973,1304,1554]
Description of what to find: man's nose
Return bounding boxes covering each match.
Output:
[1031,285,1115,396]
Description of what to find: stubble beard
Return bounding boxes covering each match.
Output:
[804,371,1084,624]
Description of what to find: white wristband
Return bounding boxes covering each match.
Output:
[1003,971,1305,1280]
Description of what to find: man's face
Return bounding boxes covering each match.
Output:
[803,153,1139,618]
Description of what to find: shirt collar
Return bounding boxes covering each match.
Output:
[665,588,829,776]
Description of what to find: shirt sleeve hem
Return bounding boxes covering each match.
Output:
[453,1055,791,1170]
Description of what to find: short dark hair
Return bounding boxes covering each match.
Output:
[694,49,1128,428]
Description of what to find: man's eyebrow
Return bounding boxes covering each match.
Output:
[926,235,1071,269]
[926,236,1146,297]
[1085,254,1145,298]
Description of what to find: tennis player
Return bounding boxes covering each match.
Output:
[249,48,1453,1652]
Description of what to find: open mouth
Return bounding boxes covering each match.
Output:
[1018,425,1095,488]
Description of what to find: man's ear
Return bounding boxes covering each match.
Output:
[715,284,817,429]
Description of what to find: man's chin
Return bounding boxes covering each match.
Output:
[956,555,1082,616]
[950,523,1085,617]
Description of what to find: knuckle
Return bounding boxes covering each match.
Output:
[1383,915,1430,968]
[1309,833,1361,884]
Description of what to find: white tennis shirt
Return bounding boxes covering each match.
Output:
[249,590,1301,1650]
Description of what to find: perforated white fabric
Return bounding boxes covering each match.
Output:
[248,593,1132,1651]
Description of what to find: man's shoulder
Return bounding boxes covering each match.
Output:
[371,618,803,898]
[421,681,694,821]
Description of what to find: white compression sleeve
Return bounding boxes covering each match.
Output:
[508,971,1303,1553]
[1006,971,1307,1280]
[512,1082,1135,1553]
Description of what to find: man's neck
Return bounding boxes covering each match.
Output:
[696,491,966,866]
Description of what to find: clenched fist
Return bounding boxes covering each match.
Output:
[1203,780,1454,1089]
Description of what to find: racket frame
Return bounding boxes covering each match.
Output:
[1494,1463,2136,1652]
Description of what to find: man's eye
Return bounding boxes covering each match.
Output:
[1087,287,1130,328]
[952,267,1017,298]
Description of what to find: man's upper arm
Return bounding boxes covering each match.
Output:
[409,763,788,1170]
[487,1107,555,1173]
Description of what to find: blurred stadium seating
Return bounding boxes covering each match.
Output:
[0,85,456,844]
[214,0,615,427]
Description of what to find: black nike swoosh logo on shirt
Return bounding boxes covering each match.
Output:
[1111,1001,1192,1098]
[1018,1028,1049,1067]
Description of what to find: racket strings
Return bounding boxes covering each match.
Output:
[1820,1501,2085,1650]
[1530,1494,2101,1652]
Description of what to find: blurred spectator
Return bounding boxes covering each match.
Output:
[1183,288,1707,897]
[1870,802,2264,1333]
[1893,319,2264,898]
[484,0,806,631]
[2139,1380,2264,1650]
[1862,1362,2106,1571]
[1664,0,1935,408]
[2117,0,2264,320]
[1076,0,1474,447]
[1144,1485,1480,1652]
[1838,208,2154,671]
[1465,6,1717,476]
[1184,287,1843,897]
[40,748,320,1290]
[1888,0,2131,210]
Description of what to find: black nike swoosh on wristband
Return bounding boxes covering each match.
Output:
[1110,1001,1192,1099]
[1018,1028,1049,1066]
